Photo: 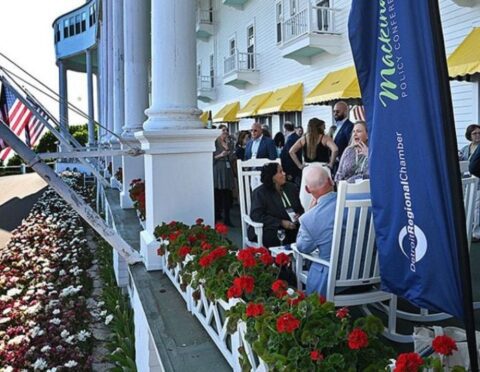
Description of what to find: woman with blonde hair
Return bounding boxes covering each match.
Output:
[289,118,338,210]
[334,120,369,183]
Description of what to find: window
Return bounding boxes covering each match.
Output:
[89,5,95,27]
[64,19,69,38]
[316,0,330,32]
[69,17,75,36]
[75,15,81,34]
[229,38,236,56]
[276,2,283,43]
[280,112,302,127]
[55,23,60,42]
[209,54,215,88]
[290,0,297,16]
[246,24,255,69]
[81,12,87,32]
[208,0,213,23]
[197,63,201,78]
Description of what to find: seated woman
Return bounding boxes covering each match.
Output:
[248,163,304,247]
[459,124,480,161]
[335,121,369,183]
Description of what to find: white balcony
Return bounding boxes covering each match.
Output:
[196,9,213,40]
[197,76,216,102]
[278,5,342,64]
[222,0,250,8]
[223,50,259,89]
[451,0,480,6]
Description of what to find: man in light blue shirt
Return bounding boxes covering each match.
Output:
[296,165,336,296]
[245,122,277,160]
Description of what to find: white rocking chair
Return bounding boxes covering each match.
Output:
[292,180,410,342]
[237,158,280,248]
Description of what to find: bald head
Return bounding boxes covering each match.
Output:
[304,165,333,199]
[333,101,349,121]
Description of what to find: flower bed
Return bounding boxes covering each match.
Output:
[0,174,94,370]
[129,179,145,221]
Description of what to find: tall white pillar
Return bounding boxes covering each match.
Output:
[119,0,149,209]
[58,60,68,151]
[105,0,114,176]
[473,81,480,124]
[136,0,217,271]
[86,49,96,148]
[110,0,125,184]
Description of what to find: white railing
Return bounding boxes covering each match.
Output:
[0,162,55,177]
[282,5,339,43]
[197,9,213,24]
[224,50,259,75]
[197,75,215,90]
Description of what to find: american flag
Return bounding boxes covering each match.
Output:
[352,104,366,122]
[0,84,46,161]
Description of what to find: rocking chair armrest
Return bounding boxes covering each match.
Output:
[291,245,331,268]
[243,215,263,229]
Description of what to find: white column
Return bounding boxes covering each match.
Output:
[86,49,96,148]
[58,60,68,151]
[473,81,480,124]
[110,0,125,185]
[136,0,217,271]
[120,0,149,209]
[105,0,114,176]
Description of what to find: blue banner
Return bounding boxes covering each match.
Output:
[348,0,464,318]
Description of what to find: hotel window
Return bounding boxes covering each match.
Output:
[209,54,215,88]
[197,63,201,79]
[247,24,255,69]
[316,0,330,32]
[229,38,236,56]
[69,17,75,36]
[280,112,302,127]
[55,24,60,42]
[81,12,87,32]
[75,15,81,34]
[89,5,95,27]
[276,1,283,43]
[290,0,297,16]
[64,19,69,39]
[92,3,97,24]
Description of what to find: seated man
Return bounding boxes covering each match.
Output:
[296,164,336,296]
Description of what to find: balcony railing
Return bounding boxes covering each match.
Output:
[197,9,213,25]
[282,5,339,43]
[198,75,215,90]
[224,50,258,75]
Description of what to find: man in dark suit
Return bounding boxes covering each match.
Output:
[332,101,354,159]
[245,122,277,160]
[280,121,302,186]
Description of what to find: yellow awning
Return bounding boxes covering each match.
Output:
[200,111,210,124]
[212,102,239,123]
[448,27,480,80]
[256,83,303,115]
[237,92,273,118]
[305,66,361,106]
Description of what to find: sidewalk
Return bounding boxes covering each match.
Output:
[0,173,47,247]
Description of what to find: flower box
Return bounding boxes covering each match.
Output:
[163,250,193,309]
[190,285,242,370]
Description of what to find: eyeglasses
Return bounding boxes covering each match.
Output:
[251,129,259,132]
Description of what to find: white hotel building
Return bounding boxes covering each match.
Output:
[51,0,480,370]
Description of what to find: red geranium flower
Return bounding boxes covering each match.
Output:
[188,235,197,244]
[157,247,165,256]
[227,285,242,299]
[276,313,300,333]
[233,275,255,294]
[287,290,305,306]
[318,295,326,304]
[275,253,290,266]
[347,328,369,350]
[199,255,212,267]
[394,352,424,372]
[215,223,229,235]
[260,253,273,265]
[245,302,265,318]
[210,247,228,259]
[178,246,191,258]
[432,335,458,356]
[310,350,324,361]
[271,279,288,298]
[195,218,204,225]
[201,241,212,251]
[336,307,349,319]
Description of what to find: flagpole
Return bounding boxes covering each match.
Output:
[428,0,478,369]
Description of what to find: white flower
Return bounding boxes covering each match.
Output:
[46,368,57,372]
[8,335,26,345]
[2,366,13,372]
[286,288,295,296]
[76,330,91,342]
[6,288,22,297]
[64,360,78,368]
[32,358,48,370]
[59,270,66,276]
[49,318,61,325]
[40,345,51,353]
[100,310,107,317]
[60,330,69,338]
[52,309,60,315]
[65,335,75,344]
[105,314,113,325]
[97,301,105,308]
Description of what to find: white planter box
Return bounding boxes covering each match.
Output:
[163,250,193,310]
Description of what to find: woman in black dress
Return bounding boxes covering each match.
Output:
[249,163,304,247]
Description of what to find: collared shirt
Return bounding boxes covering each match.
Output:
[251,135,263,158]
[333,118,348,140]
